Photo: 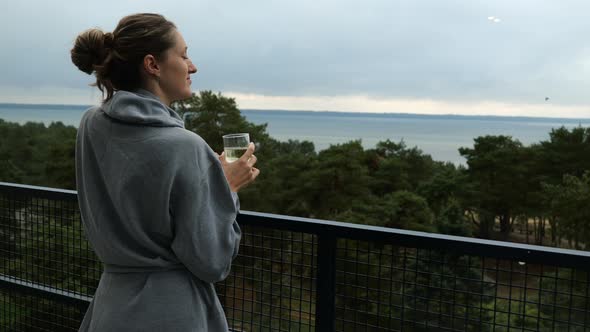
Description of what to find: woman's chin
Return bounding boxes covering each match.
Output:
[178,91,193,101]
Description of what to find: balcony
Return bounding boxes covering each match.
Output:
[1,181,589,331]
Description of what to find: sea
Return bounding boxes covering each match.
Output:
[2,103,590,165]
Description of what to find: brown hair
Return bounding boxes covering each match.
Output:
[70,13,177,101]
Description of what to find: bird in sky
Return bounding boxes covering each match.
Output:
[545,97,550,101]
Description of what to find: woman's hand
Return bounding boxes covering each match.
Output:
[219,142,260,192]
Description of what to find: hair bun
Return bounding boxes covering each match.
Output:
[103,32,115,49]
[70,29,111,75]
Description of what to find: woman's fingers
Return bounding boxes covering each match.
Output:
[247,154,257,167]
[240,143,255,161]
[251,167,260,179]
[220,143,260,192]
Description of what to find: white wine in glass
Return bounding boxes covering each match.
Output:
[224,147,248,162]
[223,133,250,162]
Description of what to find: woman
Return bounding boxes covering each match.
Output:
[71,13,259,331]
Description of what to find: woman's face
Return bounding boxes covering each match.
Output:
[158,30,197,105]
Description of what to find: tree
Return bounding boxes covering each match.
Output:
[381,191,435,232]
[367,140,436,195]
[0,120,77,190]
[435,198,471,237]
[417,162,464,217]
[302,141,372,219]
[459,135,526,239]
[543,172,590,250]
[238,139,317,215]
[541,126,590,181]
[172,91,271,155]
[44,122,77,190]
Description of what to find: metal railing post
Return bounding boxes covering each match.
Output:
[315,234,337,331]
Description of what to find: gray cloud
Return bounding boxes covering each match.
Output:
[1,0,589,106]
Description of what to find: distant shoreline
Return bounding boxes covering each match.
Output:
[1,102,590,122]
[3,102,590,165]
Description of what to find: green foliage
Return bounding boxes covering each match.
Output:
[0,199,100,330]
[435,198,472,237]
[5,93,590,246]
[459,135,529,239]
[543,172,590,250]
[237,139,317,215]
[302,141,373,218]
[380,190,435,232]
[538,269,590,330]
[417,162,464,215]
[172,91,271,155]
[367,139,437,194]
[541,126,590,180]
[0,203,100,294]
[0,119,76,189]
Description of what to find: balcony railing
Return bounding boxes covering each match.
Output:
[1,181,589,331]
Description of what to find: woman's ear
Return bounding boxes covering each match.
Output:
[143,54,160,77]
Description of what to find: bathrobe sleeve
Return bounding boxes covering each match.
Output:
[169,149,241,283]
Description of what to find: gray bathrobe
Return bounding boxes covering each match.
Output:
[76,89,241,331]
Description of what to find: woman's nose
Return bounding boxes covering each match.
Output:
[189,63,197,74]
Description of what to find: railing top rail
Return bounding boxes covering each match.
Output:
[0,181,77,201]
[238,211,590,269]
[0,275,92,306]
[2,182,589,270]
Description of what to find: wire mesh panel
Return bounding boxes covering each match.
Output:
[1,184,590,332]
[218,224,317,332]
[0,189,101,331]
[0,286,87,331]
[0,194,102,293]
[333,239,590,332]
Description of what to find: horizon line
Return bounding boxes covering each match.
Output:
[2,101,590,121]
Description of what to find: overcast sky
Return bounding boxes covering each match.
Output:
[1,0,589,117]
